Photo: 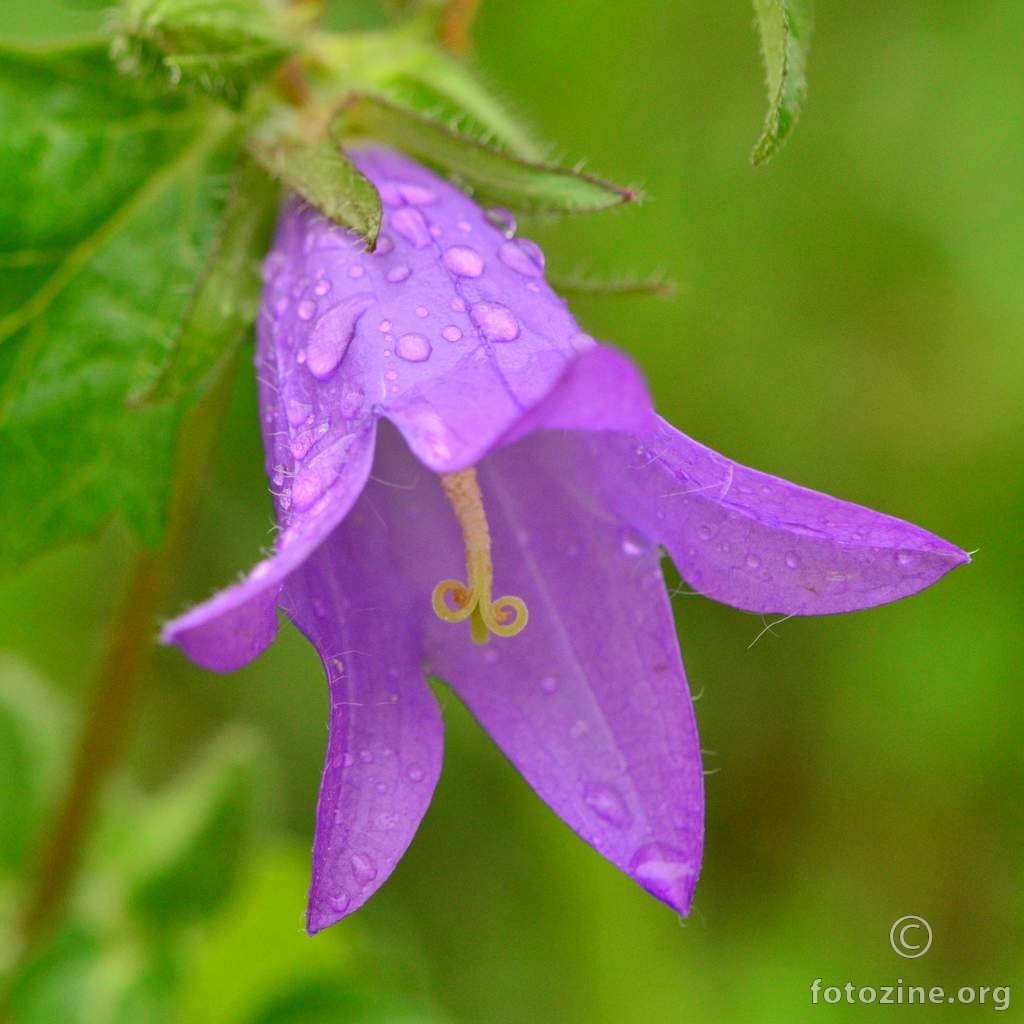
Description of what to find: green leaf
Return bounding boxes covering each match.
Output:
[0,657,68,876]
[111,0,294,107]
[6,924,100,1024]
[248,125,381,247]
[128,729,262,931]
[751,0,813,165]
[0,40,236,564]
[134,157,279,405]
[335,93,640,214]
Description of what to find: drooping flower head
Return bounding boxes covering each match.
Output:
[165,148,967,932]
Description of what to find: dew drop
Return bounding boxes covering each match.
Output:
[291,434,356,510]
[296,299,317,321]
[896,550,914,567]
[351,852,378,886]
[286,400,312,426]
[470,302,520,342]
[457,219,472,233]
[785,551,800,569]
[378,319,392,332]
[540,675,558,695]
[583,782,633,829]
[697,524,715,541]
[387,265,411,283]
[570,332,596,351]
[443,245,485,278]
[340,387,364,418]
[415,305,429,318]
[619,525,651,557]
[398,182,437,205]
[375,235,394,255]
[629,842,696,904]
[396,333,432,362]
[358,748,374,764]
[289,422,329,460]
[342,752,355,768]
[305,294,373,379]
[406,763,425,783]
[327,891,350,914]
[442,325,463,342]
[745,552,761,569]
[385,369,398,381]
[347,265,365,279]
[499,238,545,277]
[451,297,466,313]
[313,278,332,295]
[390,206,432,249]
[486,206,517,237]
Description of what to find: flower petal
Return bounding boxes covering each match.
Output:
[280,509,444,933]
[573,417,969,615]
[351,424,704,914]
[260,147,651,475]
[162,421,377,672]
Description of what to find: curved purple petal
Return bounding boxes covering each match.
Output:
[280,506,444,933]
[162,421,377,672]
[352,424,704,914]
[261,146,651,473]
[572,417,969,615]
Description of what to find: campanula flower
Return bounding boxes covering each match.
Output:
[164,148,967,932]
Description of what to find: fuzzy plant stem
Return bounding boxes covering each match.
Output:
[17,358,239,950]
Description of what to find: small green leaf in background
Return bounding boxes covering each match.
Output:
[111,0,295,107]
[128,728,263,931]
[248,120,382,248]
[135,157,280,405]
[751,0,813,165]
[335,92,640,214]
[0,40,236,564]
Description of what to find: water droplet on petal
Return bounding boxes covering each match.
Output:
[286,400,312,426]
[415,305,429,318]
[358,748,373,764]
[896,550,914,567]
[697,524,715,541]
[314,278,332,295]
[305,294,373,380]
[451,297,466,312]
[470,302,519,342]
[499,238,545,277]
[292,433,356,511]
[406,763,425,782]
[583,782,633,829]
[327,891,350,914]
[540,675,558,695]
[351,852,378,886]
[375,235,394,255]
[342,752,355,768]
[289,422,329,460]
[387,265,411,283]
[296,298,317,321]
[398,182,437,205]
[745,552,761,569]
[570,332,596,351]
[340,387,364,418]
[486,207,517,237]
[396,333,432,362]
[443,245,484,277]
[785,551,800,569]
[629,843,696,905]
[619,525,651,557]
[348,265,365,279]
[442,325,463,342]
[390,206,432,248]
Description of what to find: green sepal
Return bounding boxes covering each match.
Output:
[334,92,640,215]
[133,156,280,406]
[751,0,813,165]
[247,117,382,248]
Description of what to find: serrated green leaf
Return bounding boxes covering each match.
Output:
[335,93,639,214]
[128,729,261,931]
[0,40,236,564]
[111,0,294,106]
[135,157,279,405]
[751,0,813,165]
[248,127,381,247]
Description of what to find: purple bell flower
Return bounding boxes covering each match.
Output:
[164,148,967,932]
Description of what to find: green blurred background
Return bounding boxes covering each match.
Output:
[1,1,1021,1020]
